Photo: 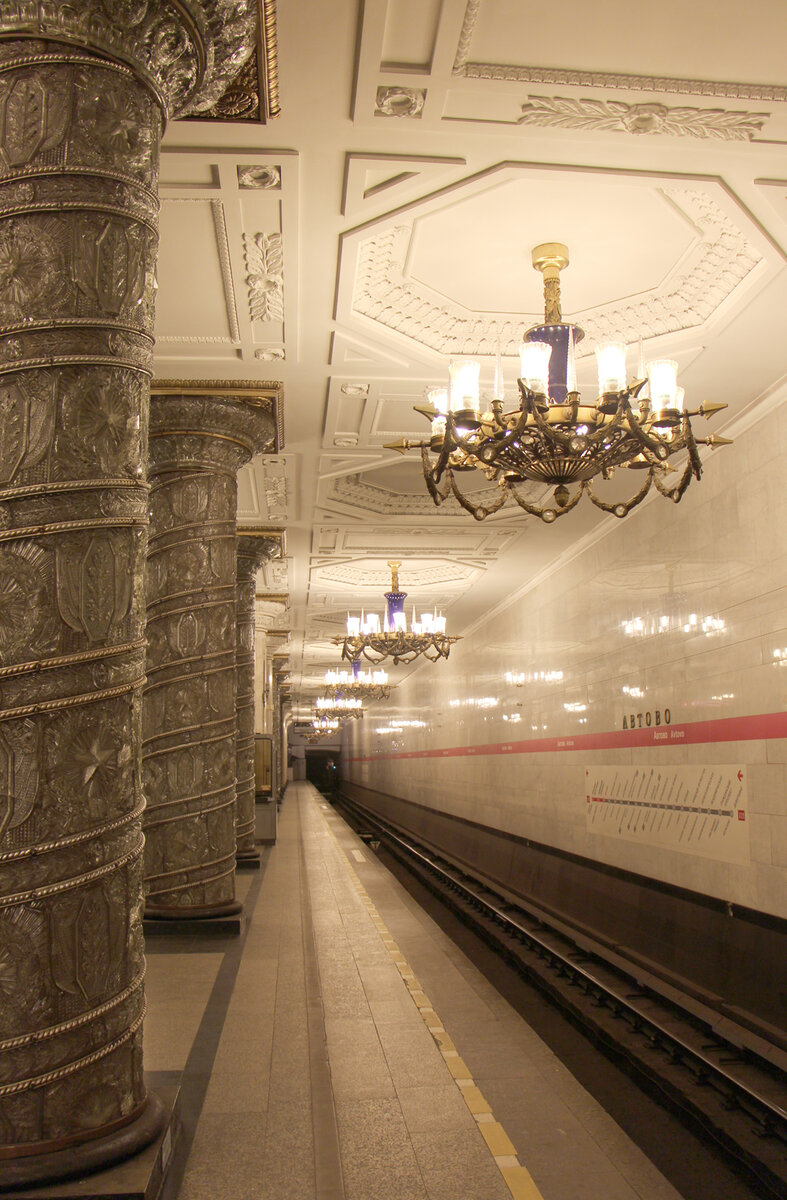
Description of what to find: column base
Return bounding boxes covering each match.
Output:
[236,849,261,869]
[0,1091,171,1196]
[144,897,242,920]
[143,897,243,936]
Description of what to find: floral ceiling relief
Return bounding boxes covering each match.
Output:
[518,95,770,141]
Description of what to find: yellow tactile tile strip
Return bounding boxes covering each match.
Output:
[321,810,545,1200]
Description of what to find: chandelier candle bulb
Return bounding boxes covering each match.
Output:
[520,340,552,395]
[428,386,449,446]
[449,358,481,416]
[647,359,679,412]
[596,342,628,394]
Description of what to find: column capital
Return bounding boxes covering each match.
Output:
[149,380,282,473]
[237,527,284,580]
[0,1,258,119]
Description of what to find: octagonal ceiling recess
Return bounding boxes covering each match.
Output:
[342,165,773,361]
[408,179,693,314]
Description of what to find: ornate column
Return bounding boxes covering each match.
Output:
[235,531,282,864]
[272,655,291,796]
[143,383,281,919]
[0,3,257,1187]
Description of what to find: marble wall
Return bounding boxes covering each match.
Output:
[343,398,787,920]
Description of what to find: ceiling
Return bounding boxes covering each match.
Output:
[154,0,787,716]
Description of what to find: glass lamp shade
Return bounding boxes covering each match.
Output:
[596,342,627,394]
[646,359,679,416]
[346,615,361,637]
[519,340,552,395]
[427,386,449,441]
[448,358,481,415]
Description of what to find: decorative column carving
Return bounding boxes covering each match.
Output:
[0,2,257,1187]
[235,531,283,863]
[143,383,281,919]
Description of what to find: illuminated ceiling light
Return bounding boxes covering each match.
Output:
[387,243,730,523]
[315,696,364,711]
[336,561,460,666]
[323,663,391,701]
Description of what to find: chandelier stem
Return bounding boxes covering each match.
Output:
[531,242,569,323]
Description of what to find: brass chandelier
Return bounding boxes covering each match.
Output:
[335,561,460,666]
[323,664,391,701]
[387,243,730,523]
[315,697,365,717]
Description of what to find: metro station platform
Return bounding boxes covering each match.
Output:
[144,782,685,1200]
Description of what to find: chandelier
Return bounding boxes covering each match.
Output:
[305,716,340,741]
[335,561,460,666]
[323,663,391,701]
[386,243,730,523]
[315,697,365,715]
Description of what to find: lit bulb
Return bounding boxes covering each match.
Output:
[448,359,481,414]
[646,359,679,415]
[596,342,627,394]
[519,341,552,395]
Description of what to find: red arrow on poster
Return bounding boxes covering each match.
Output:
[737,769,743,782]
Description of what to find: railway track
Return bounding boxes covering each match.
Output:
[332,790,787,1200]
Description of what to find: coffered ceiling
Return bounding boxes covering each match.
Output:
[154,0,787,715]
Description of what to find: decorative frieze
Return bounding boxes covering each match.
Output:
[142,383,281,919]
[517,95,770,141]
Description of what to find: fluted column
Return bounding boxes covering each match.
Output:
[235,533,282,863]
[0,2,257,1186]
[142,384,280,919]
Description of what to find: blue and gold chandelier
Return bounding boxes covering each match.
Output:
[388,243,730,523]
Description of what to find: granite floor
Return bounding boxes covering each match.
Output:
[143,782,686,1200]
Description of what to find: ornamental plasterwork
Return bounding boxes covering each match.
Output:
[518,96,770,141]
[238,164,281,188]
[451,0,787,102]
[375,87,426,118]
[316,562,477,587]
[243,232,284,322]
[351,191,762,354]
[328,471,508,516]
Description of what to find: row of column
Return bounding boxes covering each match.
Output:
[0,4,274,1182]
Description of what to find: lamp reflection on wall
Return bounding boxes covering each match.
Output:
[386,243,730,523]
[621,566,725,638]
[335,561,460,665]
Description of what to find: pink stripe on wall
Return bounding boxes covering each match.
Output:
[348,711,787,763]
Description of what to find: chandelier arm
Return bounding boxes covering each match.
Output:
[585,470,654,516]
[621,400,678,462]
[421,443,453,505]
[508,481,585,520]
[651,456,695,503]
[684,419,705,480]
[450,473,508,522]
